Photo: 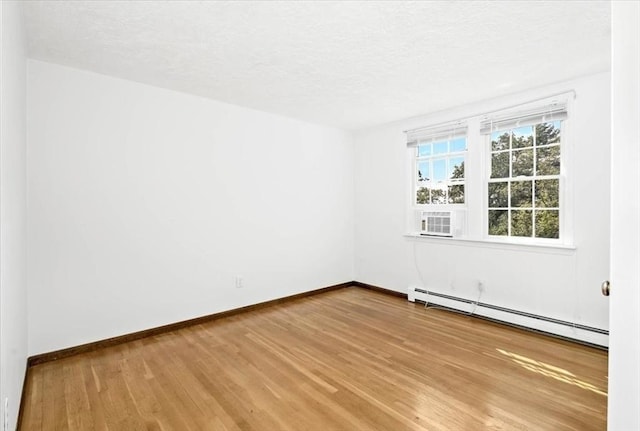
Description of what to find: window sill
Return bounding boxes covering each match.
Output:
[404,233,576,254]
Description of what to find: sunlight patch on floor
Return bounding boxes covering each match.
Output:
[496,348,607,397]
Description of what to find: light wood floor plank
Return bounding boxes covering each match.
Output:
[19,287,608,430]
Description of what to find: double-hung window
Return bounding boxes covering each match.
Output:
[481,102,567,241]
[406,94,571,245]
[408,123,468,206]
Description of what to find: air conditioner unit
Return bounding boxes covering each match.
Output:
[420,211,454,237]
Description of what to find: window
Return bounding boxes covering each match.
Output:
[406,93,572,245]
[487,121,562,239]
[415,138,466,205]
[407,123,467,206]
[481,100,567,241]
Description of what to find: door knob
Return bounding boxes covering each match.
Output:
[601,280,610,296]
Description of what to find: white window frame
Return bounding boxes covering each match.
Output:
[405,92,575,248]
[480,100,573,246]
[413,138,467,207]
[485,122,562,242]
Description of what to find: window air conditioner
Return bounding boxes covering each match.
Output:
[420,211,462,237]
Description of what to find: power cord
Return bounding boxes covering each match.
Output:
[413,241,482,316]
[424,287,482,317]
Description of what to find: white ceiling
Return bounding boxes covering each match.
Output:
[23,1,611,130]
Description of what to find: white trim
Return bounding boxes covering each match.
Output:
[404,233,576,255]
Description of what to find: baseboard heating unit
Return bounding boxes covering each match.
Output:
[408,286,609,348]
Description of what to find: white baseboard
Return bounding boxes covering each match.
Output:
[408,286,608,348]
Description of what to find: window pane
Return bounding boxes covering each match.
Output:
[488,182,508,208]
[535,210,560,238]
[485,119,562,241]
[416,187,429,204]
[491,131,510,151]
[449,157,465,180]
[417,161,430,182]
[414,136,467,207]
[511,210,533,237]
[450,138,466,152]
[432,159,447,182]
[448,184,464,204]
[535,179,559,208]
[535,121,561,146]
[418,143,431,157]
[433,141,448,155]
[511,181,532,207]
[431,188,446,204]
[488,210,508,236]
[491,152,509,178]
[512,148,534,177]
[512,126,534,148]
[536,145,560,175]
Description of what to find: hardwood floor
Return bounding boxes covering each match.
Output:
[19,287,608,430]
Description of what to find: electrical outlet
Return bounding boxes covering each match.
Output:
[235,276,244,288]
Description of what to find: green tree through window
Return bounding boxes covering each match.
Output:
[416,138,466,205]
[488,121,561,239]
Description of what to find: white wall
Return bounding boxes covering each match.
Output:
[608,1,640,428]
[0,1,28,429]
[27,60,354,355]
[354,72,611,343]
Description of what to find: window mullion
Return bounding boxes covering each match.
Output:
[532,177,536,238]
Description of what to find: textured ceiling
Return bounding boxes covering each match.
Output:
[23,1,611,130]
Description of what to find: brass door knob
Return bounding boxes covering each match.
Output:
[601,280,610,296]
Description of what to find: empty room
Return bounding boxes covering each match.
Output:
[1,1,638,430]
